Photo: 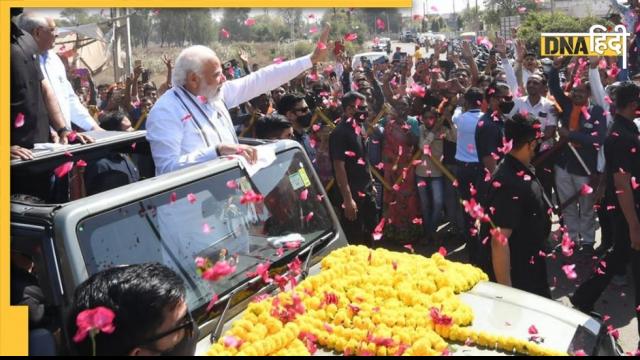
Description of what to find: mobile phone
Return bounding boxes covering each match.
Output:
[447,42,453,54]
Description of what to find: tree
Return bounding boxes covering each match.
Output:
[220,9,251,42]
[517,11,612,50]
[130,9,153,48]
[59,9,103,26]
[358,9,402,36]
[280,9,303,40]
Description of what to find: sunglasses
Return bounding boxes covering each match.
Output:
[140,312,195,351]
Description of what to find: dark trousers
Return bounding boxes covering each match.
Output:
[571,212,640,336]
[456,161,484,265]
[596,200,615,254]
[339,191,379,247]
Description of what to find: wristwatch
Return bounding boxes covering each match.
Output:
[56,126,71,135]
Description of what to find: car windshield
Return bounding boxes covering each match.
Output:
[75,148,335,311]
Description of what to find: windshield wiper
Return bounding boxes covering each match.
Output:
[209,276,276,343]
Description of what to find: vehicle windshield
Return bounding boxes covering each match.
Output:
[75,148,335,311]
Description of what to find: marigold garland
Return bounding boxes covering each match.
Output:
[206,246,567,356]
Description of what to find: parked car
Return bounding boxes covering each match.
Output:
[11,131,621,356]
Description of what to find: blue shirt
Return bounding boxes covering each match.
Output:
[453,109,483,163]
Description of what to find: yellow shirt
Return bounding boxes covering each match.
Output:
[414,49,424,61]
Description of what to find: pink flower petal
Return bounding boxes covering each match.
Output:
[562,264,578,280]
[376,18,385,30]
[54,161,74,178]
[343,33,358,42]
[403,244,414,253]
[202,223,212,234]
[305,212,314,222]
[169,192,177,204]
[273,57,284,64]
[76,160,87,167]
[438,247,447,256]
[316,41,327,50]
[220,28,230,38]
[580,184,593,195]
[309,26,318,34]
[517,6,527,13]
[202,261,236,282]
[206,293,219,312]
[412,217,423,225]
[528,325,538,335]
[226,180,238,189]
[632,177,640,190]
[300,189,309,201]
[14,112,25,128]
[344,151,356,157]
[243,18,256,27]
[187,193,197,204]
[224,335,243,348]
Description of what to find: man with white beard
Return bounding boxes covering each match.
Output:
[146,25,331,176]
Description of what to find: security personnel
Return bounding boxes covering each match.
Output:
[485,114,553,298]
[571,82,640,339]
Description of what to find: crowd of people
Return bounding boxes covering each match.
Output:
[10,3,640,355]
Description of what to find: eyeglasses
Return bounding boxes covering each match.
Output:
[294,107,309,113]
[140,312,195,348]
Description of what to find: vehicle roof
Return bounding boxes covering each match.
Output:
[10,130,145,168]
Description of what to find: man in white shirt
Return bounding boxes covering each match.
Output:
[507,74,558,153]
[146,25,331,176]
[19,13,102,133]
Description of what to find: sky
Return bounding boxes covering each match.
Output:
[35,0,483,20]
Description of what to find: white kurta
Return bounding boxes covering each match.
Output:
[146,54,313,176]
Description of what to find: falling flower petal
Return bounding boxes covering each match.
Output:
[202,261,236,282]
[562,264,578,280]
[316,41,327,50]
[243,18,256,27]
[239,190,264,205]
[202,223,212,234]
[345,150,356,157]
[528,325,538,335]
[305,212,314,222]
[76,160,87,167]
[607,325,620,340]
[299,189,309,201]
[581,106,591,120]
[226,180,238,189]
[412,217,423,225]
[376,18,385,30]
[517,6,527,13]
[580,183,593,195]
[169,192,177,204]
[491,228,508,245]
[206,293,219,312]
[343,33,358,42]
[403,244,414,253]
[54,161,74,178]
[273,57,284,64]
[309,26,318,34]
[14,113,25,128]
[187,193,197,204]
[220,28,230,38]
